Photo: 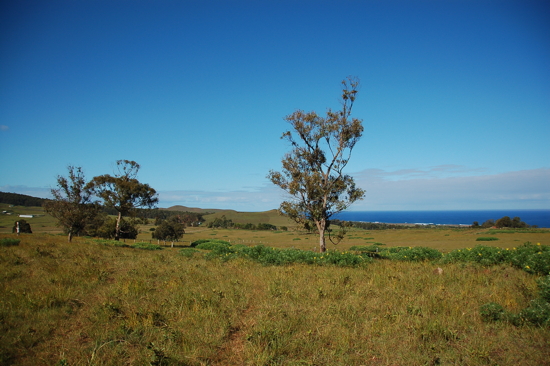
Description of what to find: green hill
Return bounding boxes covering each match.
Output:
[200,209,294,228]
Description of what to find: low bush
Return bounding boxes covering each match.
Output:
[377,246,443,261]
[476,237,499,241]
[93,239,129,247]
[92,239,162,250]
[178,248,200,258]
[195,240,231,251]
[195,240,369,267]
[509,242,550,275]
[481,275,550,327]
[0,238,20,246]
[131,242,162,250]
[441,243,550,275]
[440,245,513,266]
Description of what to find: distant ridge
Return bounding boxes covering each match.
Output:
[0,191,48,207]
[165,205,231,214]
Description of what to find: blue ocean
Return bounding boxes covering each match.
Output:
[334,210,550,228]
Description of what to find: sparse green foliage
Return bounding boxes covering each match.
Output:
[88,160,158,241]
[207,215,233,229]
[476,236,499,241]
[1,233,550,365]
[195,239,232,251]
[43,166,100,242]
[481,275,550,327]
[178,248,199,257]
[0,238,20,246]
[90,216,139,239]
[196,239,369,267]
[153,216,185,241]
[268,77,365,252]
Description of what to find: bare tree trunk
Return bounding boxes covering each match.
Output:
[68,231,73,243]
[317,219,327,253]
[115,211,122,241]
[319,233,326,253]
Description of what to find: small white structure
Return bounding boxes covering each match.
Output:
[19,214,34,218]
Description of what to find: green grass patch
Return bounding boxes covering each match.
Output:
[0,238,20,246]
[477,237,499,241]
[1,233,549,365]
[131,242,162,250]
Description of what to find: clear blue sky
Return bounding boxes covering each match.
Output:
[1,0,549,211]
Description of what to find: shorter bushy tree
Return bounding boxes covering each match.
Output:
[153,217,185,241]
[43,166,100,242]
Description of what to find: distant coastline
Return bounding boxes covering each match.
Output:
[335,209,550,228]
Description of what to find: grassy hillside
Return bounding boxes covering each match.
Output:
[165,205,226,214]
[1,233,549,365]
[201,209,295,228]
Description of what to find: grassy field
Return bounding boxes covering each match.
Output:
[3,204,549,251]
[2,205,550,364]
[1,229,550,365]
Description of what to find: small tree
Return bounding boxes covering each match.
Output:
[88,160,158,241]
[495,216,513,228]
[481,219,495,228]
[43,166,100,242]
[153,216,185,242]
[268,77,366,252]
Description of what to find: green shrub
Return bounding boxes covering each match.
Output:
[93,239,130,247]
[198,243,370,267]
[378,246,443,262]
[0,238,20,247]
[481,275,550,327]
[476,237,499,241]
[131,242,162,250]
[538,274,550,302]
[519,299,550,326]
[440,245,513,266]
[195,240,232,251]
[509,242,550,275]
[439,243,549,275]
[480,302,506,322]
[178,248,199,258]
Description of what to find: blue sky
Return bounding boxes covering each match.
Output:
[1,0,549,211]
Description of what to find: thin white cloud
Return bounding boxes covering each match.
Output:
[352,167,550,210]
[3,168,549,211]
[356,165,489,181]
[0,125,9,131]
[157,186,283,211]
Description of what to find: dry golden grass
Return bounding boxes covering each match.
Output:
[1,233,549,365]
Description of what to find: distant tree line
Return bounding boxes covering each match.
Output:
[332,215,536,230]
[0,192,47,207]
[332,219,416,230]
[472,216,535,229]
[206,215,283,231]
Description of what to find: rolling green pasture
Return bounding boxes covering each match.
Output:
[1,233,549,365]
